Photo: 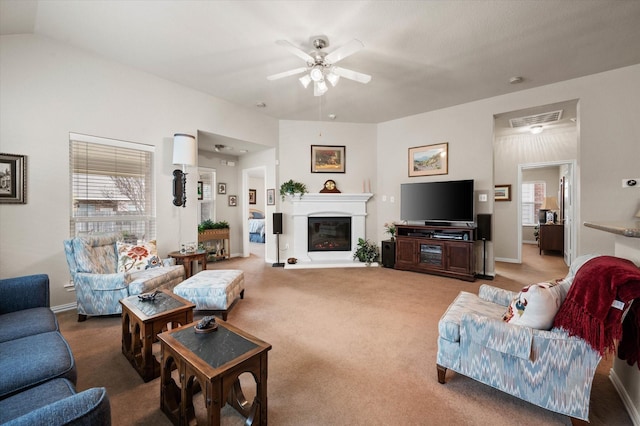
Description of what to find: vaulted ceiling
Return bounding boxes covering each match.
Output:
[2,0,640,125]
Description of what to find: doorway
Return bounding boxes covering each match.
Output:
[493,99,578,266]
[518,161,576,266]
[242,166,266,259]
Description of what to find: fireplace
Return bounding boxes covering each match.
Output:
[286,193,373,268]
[308,217,351,252]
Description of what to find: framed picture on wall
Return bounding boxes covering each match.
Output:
[311,145,345,173]
[266,188,275,205]
[249,189,256,204]
[197,181,203,200]
[228,195,237,206]
[494,184,511,201]
[0,153,26,204]
[218,183,226,194]
[408,143,448,177]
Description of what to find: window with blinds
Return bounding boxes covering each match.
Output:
[522,181,546,226]
[69,133,156,241]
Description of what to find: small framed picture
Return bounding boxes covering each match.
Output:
[408,143,448,177]
[218,182,226,194]
[311,145,345,173]
[0,153,26,204]
[249,189,256,204]
[266,188,275,206]
[197,181,203,200]
[228,195,237,206]
[494,184,511,201]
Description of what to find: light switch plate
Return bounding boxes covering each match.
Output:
[479,194,488,202]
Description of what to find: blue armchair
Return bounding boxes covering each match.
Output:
[63,233,185,321]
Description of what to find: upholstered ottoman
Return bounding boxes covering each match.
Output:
[173,270,245,320]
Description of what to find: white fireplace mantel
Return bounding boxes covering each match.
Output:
[286,193,375,268]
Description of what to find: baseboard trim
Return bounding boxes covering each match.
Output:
[610,367,640,426]
[52,302,77,314]
[494,257,519,263]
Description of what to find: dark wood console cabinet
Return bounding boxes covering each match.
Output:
[395,224,476,281]
[539,223,564,255]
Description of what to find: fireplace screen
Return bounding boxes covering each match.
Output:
[308,217,352,252]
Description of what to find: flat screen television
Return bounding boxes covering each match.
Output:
[400,179,474,224]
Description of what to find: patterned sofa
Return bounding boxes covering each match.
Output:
[64,233,185,321]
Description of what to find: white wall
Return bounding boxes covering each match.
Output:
[0,34,278,307]
[277,120,378,253]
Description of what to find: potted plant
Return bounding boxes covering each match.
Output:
[353,238,379,265]
[197,220,230,244]
[279,179,308,200]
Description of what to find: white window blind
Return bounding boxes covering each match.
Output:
[522,181,546,226]
[69,133,155,241]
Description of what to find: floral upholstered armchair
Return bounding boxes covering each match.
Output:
[436,254,640,425]
[63,233,185,321]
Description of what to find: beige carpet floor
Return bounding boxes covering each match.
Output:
[56,244,632,425]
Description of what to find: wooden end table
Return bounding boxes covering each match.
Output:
[158,319,272,425]
[120,290,195,382]
[168,250,207,278]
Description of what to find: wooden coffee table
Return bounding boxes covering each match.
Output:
[120,290,195,382]
[158,319,272,425]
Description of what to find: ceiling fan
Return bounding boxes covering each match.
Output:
[267,36,372,96]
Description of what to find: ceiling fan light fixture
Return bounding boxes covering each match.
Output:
[314,80,328,96]
[326,71,340,87]
[310,66,324,82]
[299,74,312,89]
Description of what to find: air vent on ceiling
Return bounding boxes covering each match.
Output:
[509,110,563,128]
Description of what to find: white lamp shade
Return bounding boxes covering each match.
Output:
[173,133,196,166]
[299,74,312,89]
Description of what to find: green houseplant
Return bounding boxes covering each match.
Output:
[353,238,379,265]
[279,179,308,200]
[198,219,229,233]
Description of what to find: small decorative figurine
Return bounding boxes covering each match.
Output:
[194,315,218,333]
[137,290,159,302]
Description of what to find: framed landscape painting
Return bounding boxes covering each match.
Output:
[0,153,26,204]
[494,184,511,201]
[311,145,345,173]
[408,143,448,177]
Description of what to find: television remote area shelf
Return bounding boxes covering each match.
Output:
[395,224,476,281]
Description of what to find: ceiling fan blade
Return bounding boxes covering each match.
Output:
[275,40,314,63]
[324,39,364,64]
[267,67,308,81]
[332,67,372,84]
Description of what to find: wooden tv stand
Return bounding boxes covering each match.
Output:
[395,224,476,281]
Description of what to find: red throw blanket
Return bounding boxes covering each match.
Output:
[553,256,640,359]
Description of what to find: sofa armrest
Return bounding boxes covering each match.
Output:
[73,272,131,292]
[0,274,50,314]
[461,312,600,363]
[478,284,517,307]
[7,387,111,426]
[461,312,533,360]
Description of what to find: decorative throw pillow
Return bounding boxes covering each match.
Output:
[502,281,564,330]
[116,240,162,273]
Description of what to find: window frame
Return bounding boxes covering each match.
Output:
[69,132,156,240]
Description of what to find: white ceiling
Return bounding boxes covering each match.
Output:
[2,0,640,128]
